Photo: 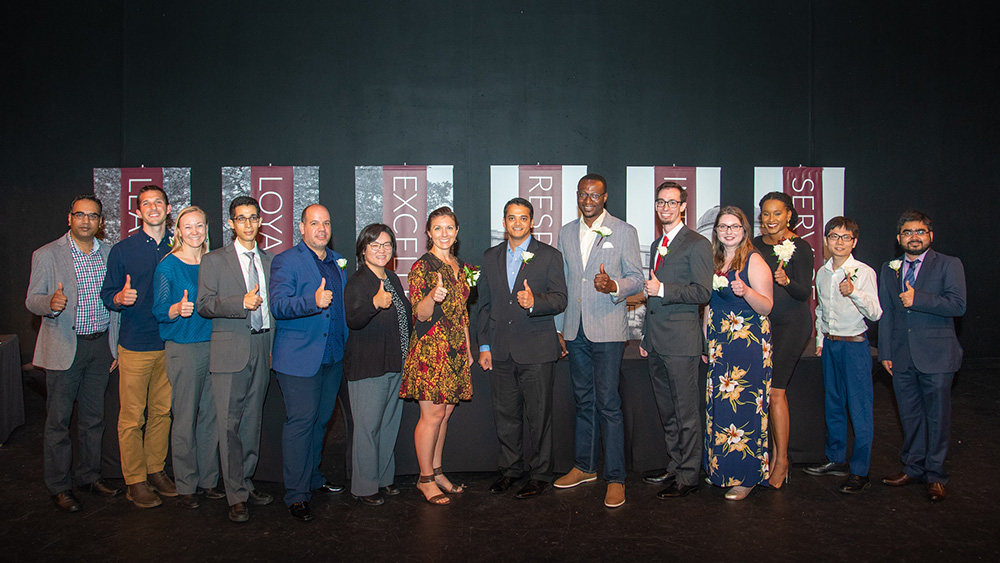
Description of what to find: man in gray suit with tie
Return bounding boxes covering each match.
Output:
[553,173,644,508]
[196,196,275,522]
[637,182,713,499]
[26,195,122,512]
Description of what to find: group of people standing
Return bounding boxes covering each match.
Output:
[26,174,965,525]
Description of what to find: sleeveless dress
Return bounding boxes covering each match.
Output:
[704,253,772,487]
[399,252,473,404]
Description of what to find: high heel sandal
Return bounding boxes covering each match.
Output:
[417,475,450,505]
[433,467,465,494]
[725,485,755,501]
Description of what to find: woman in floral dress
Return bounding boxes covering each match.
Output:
[400,206,473,505]
[703,206,774,501]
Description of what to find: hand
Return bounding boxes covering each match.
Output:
[50,282,67,312]
[701,354,708,364]
[177,289,194,318]
[478,350,492,371]
[638,344,648,358]
[899,281,914,307]
[557,333,568,358]
[431,272,447,303]
[881,359,893,376]
[644,271,660,297]
[315,278,333,309]
[816,346,823,357]
[373,280,392,309]
[516,279,534,310]
[774,264,789,287]
[730,272,748,297]
[594,263,617,294]
[115,274,138,306]
[109,359,118,373]
[839,276,855,297]
[244,283,263,311]
[467,350,474,368]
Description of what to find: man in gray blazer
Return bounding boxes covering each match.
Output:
[196,196,275,523]
[26,195,122,512]
[554,173,644,508]
[638,182,713,499]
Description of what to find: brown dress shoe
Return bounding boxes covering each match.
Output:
[881,472,919,486]
[126,482,162,508]
[927,482,946,502]
[604,483,626,508]
[147,471,178,497]
[554,468,598,489]
[52,490,82,513]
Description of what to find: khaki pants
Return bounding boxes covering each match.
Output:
[117,346,171,485]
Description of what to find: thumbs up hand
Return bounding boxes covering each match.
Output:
[315,277,333,309]
[373,279,392,309]
[50,282,68,312]
[431,272,447,303]
[899,280,915,308]
[115,274,138,306]
[730,272,749,297]
[517,279,535,310]
[244,283,263,310]
[594,263,617,294]
[838,276,855,297]
[177,289,194,318]
[644,269,661,297]
[774,264,789,287]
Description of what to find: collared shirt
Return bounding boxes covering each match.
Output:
[579,210,607,270]
[902,250,928,288]
[68,233,110,335]
[506,235,532,292]
[814,254,882,348]
[234,242,270,330]
[653,222,685,298]
[101,228,172,351]
[310,248,346,365]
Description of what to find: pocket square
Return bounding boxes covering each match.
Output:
[602,241,614,249]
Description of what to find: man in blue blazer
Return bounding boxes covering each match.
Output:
[269,204,349,522]
[553,174,644,508]
[878,210,966,502]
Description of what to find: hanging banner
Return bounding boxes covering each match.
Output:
[489,165,586,250]
[221,166,319,254]
[94,167,191,244]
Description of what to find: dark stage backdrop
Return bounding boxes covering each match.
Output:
[2,1,997,362]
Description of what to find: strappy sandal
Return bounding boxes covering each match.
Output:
[417,475,450,505]
[433,467,466,494]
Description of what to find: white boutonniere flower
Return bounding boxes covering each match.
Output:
[713,274,730,291]
[593,226,613,238]
[336,258,347,270]
[658,245,669,257]
[773,239,796,267]
[843,266,859,282]
[889,259,902,273]
[521,251,535,264]
[463,264,480,287]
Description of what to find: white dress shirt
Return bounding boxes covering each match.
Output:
[652,221,685,298]
[579,210,608,270]
[235,242,271,330]
[814,254,881,348]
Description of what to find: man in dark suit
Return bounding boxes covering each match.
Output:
[878,209,966,502]
[477,198,568,499]
[196,196,275,522]
[638,182,713,499]
[269,204,349,522]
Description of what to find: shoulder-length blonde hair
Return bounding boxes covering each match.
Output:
[171,205,210,255]
[712,206,755,273]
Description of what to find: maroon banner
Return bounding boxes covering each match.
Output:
[119,167,164,240]
[518,165,562,247]
[383,166,428,293]
[653,166,698,238]
[782,167,825,275]
[250,166,295,254]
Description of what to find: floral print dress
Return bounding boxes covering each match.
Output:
[399,252,473,404]
[704,253,772,487]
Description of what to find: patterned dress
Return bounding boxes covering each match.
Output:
[399,252,473,404]
[704,253,772,487]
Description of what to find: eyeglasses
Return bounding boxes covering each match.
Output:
[70,212,101,221]
[577,192,605,202]
[233,215,260,225]
[900,229,929,237]
[826,233,855,242]
[654,199,681,209]
[716,224,744,233]
[368,242,393,251]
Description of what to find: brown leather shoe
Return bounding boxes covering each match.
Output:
[126,482,162,508]
[604,483,626,508]
[927,482,946,502]
[147,471,178,497]
[51,490,82,513]
[881,472,919,486]
[554,468,598,489]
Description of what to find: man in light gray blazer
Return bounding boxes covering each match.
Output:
[196,196,275,523]
[26,195,121,513]
[554,174,644,508]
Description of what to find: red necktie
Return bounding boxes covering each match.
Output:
[654,235,669,272]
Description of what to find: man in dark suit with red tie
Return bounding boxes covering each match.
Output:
[878,210,966,502]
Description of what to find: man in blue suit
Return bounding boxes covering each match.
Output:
[553,174,644,508]
[878,210,966,502]
[269,204,348,522]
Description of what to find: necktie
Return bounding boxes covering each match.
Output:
[903,259,920,289]
[245,252,263,331]
[654,235,669,272]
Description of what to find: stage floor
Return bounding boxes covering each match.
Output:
[0,366,996,562]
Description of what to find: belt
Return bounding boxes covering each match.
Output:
[823,333,865,343]
[77,330,108,341]
[251,328,270,335]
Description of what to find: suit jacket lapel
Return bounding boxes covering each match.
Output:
[914,249,937,291]
[226,243,249,291]
[510,238,538,295]
[586,214,612,272]
[496,243,511,294]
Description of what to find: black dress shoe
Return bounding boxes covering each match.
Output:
[379,484,400,496]
[353,493,385,506]
[198,487,227,500]
[248,489,273,505]
[489,475,517,494]
[643,469,675,485]
[514,479,549,499]
[289,501,313,522]
[52,490,82,513]
[316,481,345,494]
[78,479,122,497]
[839,474,871,494]
[803,461,849,477]
[178,494,200,509]
[228,502,249,523]
[656,482,699,499]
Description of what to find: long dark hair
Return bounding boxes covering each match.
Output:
[712,206,755,273]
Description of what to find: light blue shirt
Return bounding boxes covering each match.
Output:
[481,236,533,353]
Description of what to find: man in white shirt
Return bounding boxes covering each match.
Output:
[804,216,882,493]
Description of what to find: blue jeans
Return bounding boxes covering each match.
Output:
[821,337,874,476]
[276,361,342,505]
[566,332,626,483]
